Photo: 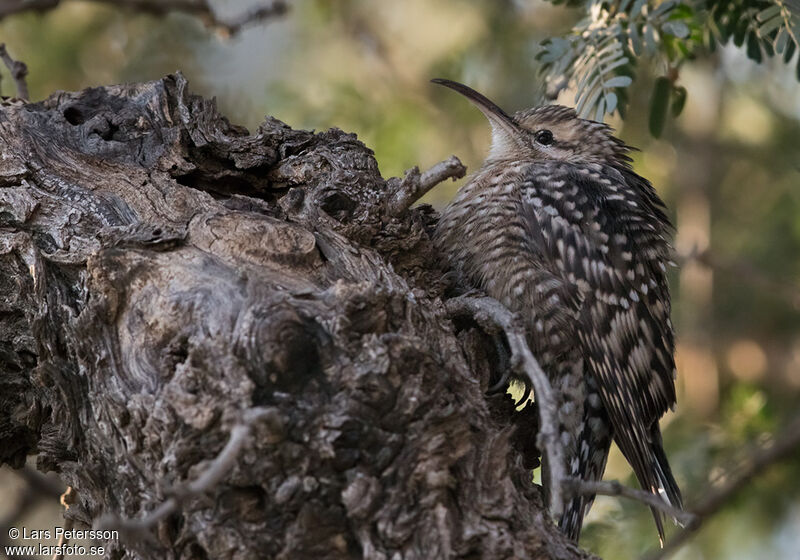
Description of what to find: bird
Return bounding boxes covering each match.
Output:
[431,78,682,542]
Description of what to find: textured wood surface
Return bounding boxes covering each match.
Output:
[0,74,594,560]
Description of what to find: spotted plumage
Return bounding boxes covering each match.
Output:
[432,79,682,542]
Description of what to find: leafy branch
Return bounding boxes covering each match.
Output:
[538,0,800,135]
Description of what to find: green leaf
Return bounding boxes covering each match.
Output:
[763,38,775,57]
[662,21,690,38]
[784,40,796,63]
[703,24,717,50]
[664,34,678,61]
[671,86,687,117]
[631,0,648,16]
[617,88,629,119]
[595,97,606,121]
[604,57,632,73]
[676,39,693,58]
[603,76,633,88]
[775,27,789,53]
[644,23,658,54]
[605,92,619,114]
[578,85,603,118]
[756,5,781,22]
[747,32,763,62]
[757,16,784,37]
[716,5,736,43]
[707,11,723,43]
[539,37,571,63]
[733,18,748,47]
[577,71,602,103]
[649,76,671,138]
[596,46,626,68]
[629,24,643,56]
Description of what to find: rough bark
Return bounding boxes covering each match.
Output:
[0,74,594,560]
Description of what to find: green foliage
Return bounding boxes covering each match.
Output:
[538,0,800,132]
[649,75,671,135]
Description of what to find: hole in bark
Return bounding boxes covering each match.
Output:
[218,486,268,522]
[332,419,364,470]
[32,231,59,254]
[163,513,183,543]
[319,192,356,221]
[63,106,86,125]
[118,409,130,428]
[280,187,305,212]
[94,121,119,141]
[0,211,18,225]
[183,542,209,560]
[175,171,255,196]
[251,316,327,406]
[163,334,190,373]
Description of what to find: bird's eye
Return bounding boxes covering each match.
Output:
[534,129,554,146]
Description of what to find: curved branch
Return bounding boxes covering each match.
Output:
[445,296,567,519]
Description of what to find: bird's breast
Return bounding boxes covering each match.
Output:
[435,178,538,310]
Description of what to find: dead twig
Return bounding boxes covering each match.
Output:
[445,295,567,518]
[641,414,800,560]
[0,44,29,100]
[387,155,466,216]
[0,1,288,37]
[94,409,268,538]
[206,2,289,37]
[0,0,58,19]
[563,478,696,527]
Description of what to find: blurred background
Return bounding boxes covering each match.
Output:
[0,0,799,558]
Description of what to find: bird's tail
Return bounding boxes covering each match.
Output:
[558,394,613,541]
[646,424,683,544]
[559,418,682,543]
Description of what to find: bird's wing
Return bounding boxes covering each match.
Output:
[518,163,681,525]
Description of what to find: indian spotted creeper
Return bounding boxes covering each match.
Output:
[432,79,682,542]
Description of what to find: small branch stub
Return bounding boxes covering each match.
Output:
[387,155,466,216]
[210,1,288,37]
[0,43,29,100]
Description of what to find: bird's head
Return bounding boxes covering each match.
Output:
[432,78,632,168]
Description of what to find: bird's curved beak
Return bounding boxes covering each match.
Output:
[431,78,524,160]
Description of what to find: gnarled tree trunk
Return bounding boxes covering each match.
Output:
[0,74,593,560]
